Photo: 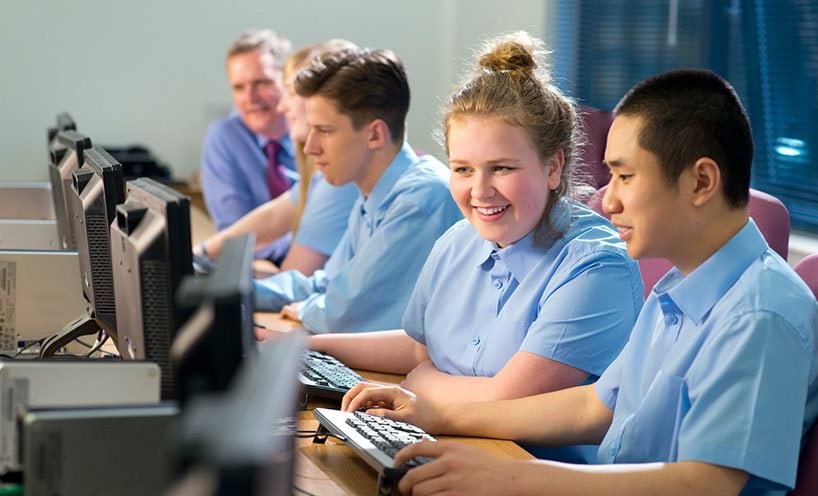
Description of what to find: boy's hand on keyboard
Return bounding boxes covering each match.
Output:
[395,440,518,496]
[342,383,444,434]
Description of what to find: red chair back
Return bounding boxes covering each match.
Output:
[578,107,614,189]
[792,254,818,494]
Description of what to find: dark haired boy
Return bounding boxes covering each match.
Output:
[254,48,461,333]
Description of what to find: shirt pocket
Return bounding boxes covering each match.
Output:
[614,371,689,463]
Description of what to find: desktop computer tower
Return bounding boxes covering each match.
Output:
[0,250,89,354]
[21,404,178,496]
[0,360,161,474]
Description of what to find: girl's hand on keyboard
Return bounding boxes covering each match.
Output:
[342,383,444,434]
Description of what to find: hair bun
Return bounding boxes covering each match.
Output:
[478,31,543,77]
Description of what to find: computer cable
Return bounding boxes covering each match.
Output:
[84,332,110,358]
[13,339,43,358]
[295,429,319,439]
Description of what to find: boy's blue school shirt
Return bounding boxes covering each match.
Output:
[289,171,358,257]
[595,219,818,494]
[254,144,462,333]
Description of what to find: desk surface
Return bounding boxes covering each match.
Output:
[253,312,535,495]
[293,369,535,495]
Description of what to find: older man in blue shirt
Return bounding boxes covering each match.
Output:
[254,47,461,334]
[343,69,818,496]
[200,29,297,262]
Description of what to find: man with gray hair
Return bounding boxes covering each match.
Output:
[200,29,296,263]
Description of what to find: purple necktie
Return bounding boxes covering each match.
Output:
[264,140,290,199]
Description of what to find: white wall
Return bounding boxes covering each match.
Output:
[0,0,553,181]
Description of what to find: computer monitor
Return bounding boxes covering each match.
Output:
[172,233,256,405]
[48,130,92,250]
[111,178,193,399]
[46,113,77,165]
[38,146,126,358]
[70,146,125,337]
[172,333,306,495]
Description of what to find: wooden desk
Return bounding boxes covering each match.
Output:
[294,385,535,495]
[255,311,307,333]
[253,313,536,495]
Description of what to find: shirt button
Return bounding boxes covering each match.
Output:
[609,446,616,456]
[494,280,503,289]
[471,337,480,346]
[667,315,679,325]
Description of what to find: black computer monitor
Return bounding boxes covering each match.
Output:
[46,113,77,165]
[173,333,305,495]
[39,146,128,358]
[111,178,193,399]
[172,234,256,405]
[70,146,126,338]
[49,130,92,250]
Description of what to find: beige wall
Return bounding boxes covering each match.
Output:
[0,0,553,181]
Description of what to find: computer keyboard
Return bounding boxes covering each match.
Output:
[312,408,434,484]
[299,351,363,401]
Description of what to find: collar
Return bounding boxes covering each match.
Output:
[471,199,575,278]
[254,132,294,157]
[653,219,767,324]
[496,230,542,282]
[361,143,417,216]
[474,231,540,284]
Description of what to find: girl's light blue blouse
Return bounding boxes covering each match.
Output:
[404,198,643,380]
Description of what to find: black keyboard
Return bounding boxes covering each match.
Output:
[299,351,363,401]
[313,408,434,484]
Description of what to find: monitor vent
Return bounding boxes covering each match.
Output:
[142,260,175,396]
[65,197,77,249]
[87,212,115,314]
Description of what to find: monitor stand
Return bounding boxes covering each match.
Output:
[39,314,100,358]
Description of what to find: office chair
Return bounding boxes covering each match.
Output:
[792,253,818,495]
[578,107,614,189]
[588,187,791,297]
[794,253,818,298]
[747,188,790,257]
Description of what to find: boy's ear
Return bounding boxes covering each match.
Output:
[690,157,721,207]
[367,119,390,149]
